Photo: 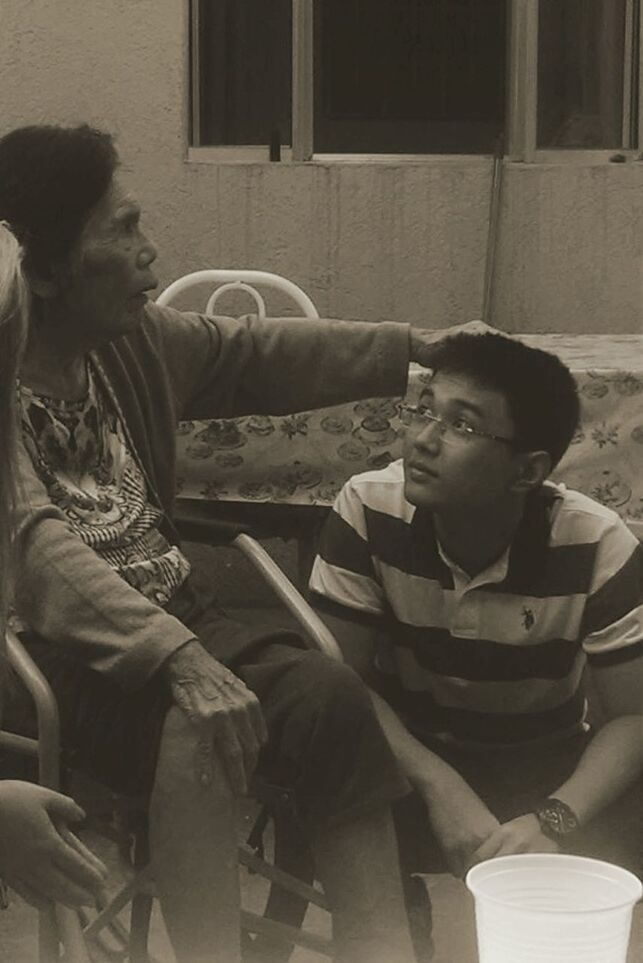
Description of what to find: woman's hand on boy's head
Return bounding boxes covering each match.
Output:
[408,320,497,369]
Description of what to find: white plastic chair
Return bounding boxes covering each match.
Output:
[156,270,319,319]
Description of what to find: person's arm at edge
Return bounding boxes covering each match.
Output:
[549,527,643,822]
[547,656,643,825]
[472,527,643,864]
[471,654,643,866]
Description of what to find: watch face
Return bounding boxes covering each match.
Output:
[537,799,579,838]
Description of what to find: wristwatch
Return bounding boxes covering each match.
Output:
[534,798,580,841]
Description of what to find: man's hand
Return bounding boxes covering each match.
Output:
[409,320,497,368]
[419,777,500,878]
[165,639,268,795]
[0,782,108,910]
[469,814,559,866]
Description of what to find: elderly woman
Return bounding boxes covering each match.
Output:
[0,222,107,912]
[0,123,457,963]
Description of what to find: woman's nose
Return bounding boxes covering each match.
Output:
[137,235,158,268]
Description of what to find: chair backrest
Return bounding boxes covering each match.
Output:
[156,270,320,319]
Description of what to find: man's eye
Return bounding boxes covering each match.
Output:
[451,416,473,433]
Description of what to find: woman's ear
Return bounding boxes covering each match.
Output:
[510,450,552,494]
[27,272,59,299]
[26,259,71,300]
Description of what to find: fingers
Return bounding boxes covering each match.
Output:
[39,865,98,908]
[247,693,268,747]
[195,733,215,788]
[469,832,504,866]
[7,865,97,910]
[233,706,261,781]
[195,703,263,794]
[212,714,249,795]
[55,827,109,892]
[45,791,86,825]
[171,658,268,794]
[51,846,108,901]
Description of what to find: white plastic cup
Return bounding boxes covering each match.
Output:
[466,853,642,963]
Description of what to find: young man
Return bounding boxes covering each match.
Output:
[310,332,643,881]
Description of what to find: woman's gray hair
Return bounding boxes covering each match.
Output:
[0,221,28,648]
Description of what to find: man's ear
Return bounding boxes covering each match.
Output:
[510,450,551,494]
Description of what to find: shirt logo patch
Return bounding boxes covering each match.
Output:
[522,607,535,631]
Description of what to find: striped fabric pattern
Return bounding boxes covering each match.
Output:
[309,460,643,748]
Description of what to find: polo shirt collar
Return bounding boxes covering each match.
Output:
[410,482,563,590]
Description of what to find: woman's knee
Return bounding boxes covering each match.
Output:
[286,652,376,729]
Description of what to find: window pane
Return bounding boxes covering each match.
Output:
[538,0,627,149]
[314,0,506,154]
[196,0,291,147]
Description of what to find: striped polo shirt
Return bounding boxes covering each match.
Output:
[309,460,643,750]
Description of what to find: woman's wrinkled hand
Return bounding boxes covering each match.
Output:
[0,781,108,910]
[409,320,498,369]
[165,639,268,795]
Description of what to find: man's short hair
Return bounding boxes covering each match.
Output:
[428,331,580,469]
[0,124,118,280]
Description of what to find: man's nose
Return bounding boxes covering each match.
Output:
[415,418,443,448]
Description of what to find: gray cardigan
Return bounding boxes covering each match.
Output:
[14,303,411,691]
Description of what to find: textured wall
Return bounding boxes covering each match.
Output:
[1,0,642,333]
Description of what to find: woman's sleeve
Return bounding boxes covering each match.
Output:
[148,304,412,420]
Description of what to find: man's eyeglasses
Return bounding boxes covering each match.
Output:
[399,403,515,446]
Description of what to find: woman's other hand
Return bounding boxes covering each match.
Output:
[0,781,108,909]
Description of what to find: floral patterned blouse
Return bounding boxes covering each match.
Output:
[18,360,191,608]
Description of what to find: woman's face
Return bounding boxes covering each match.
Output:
[57,179,158,345]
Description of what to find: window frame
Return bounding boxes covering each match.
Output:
[189,0,643,164]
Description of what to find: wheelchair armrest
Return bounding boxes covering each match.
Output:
[233,534,343,663]
[173,500,251,546]
[172,501,343,662]
[1,629,61,789]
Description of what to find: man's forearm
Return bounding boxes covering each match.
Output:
[552,715,643,824]
[367,687,472,798]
